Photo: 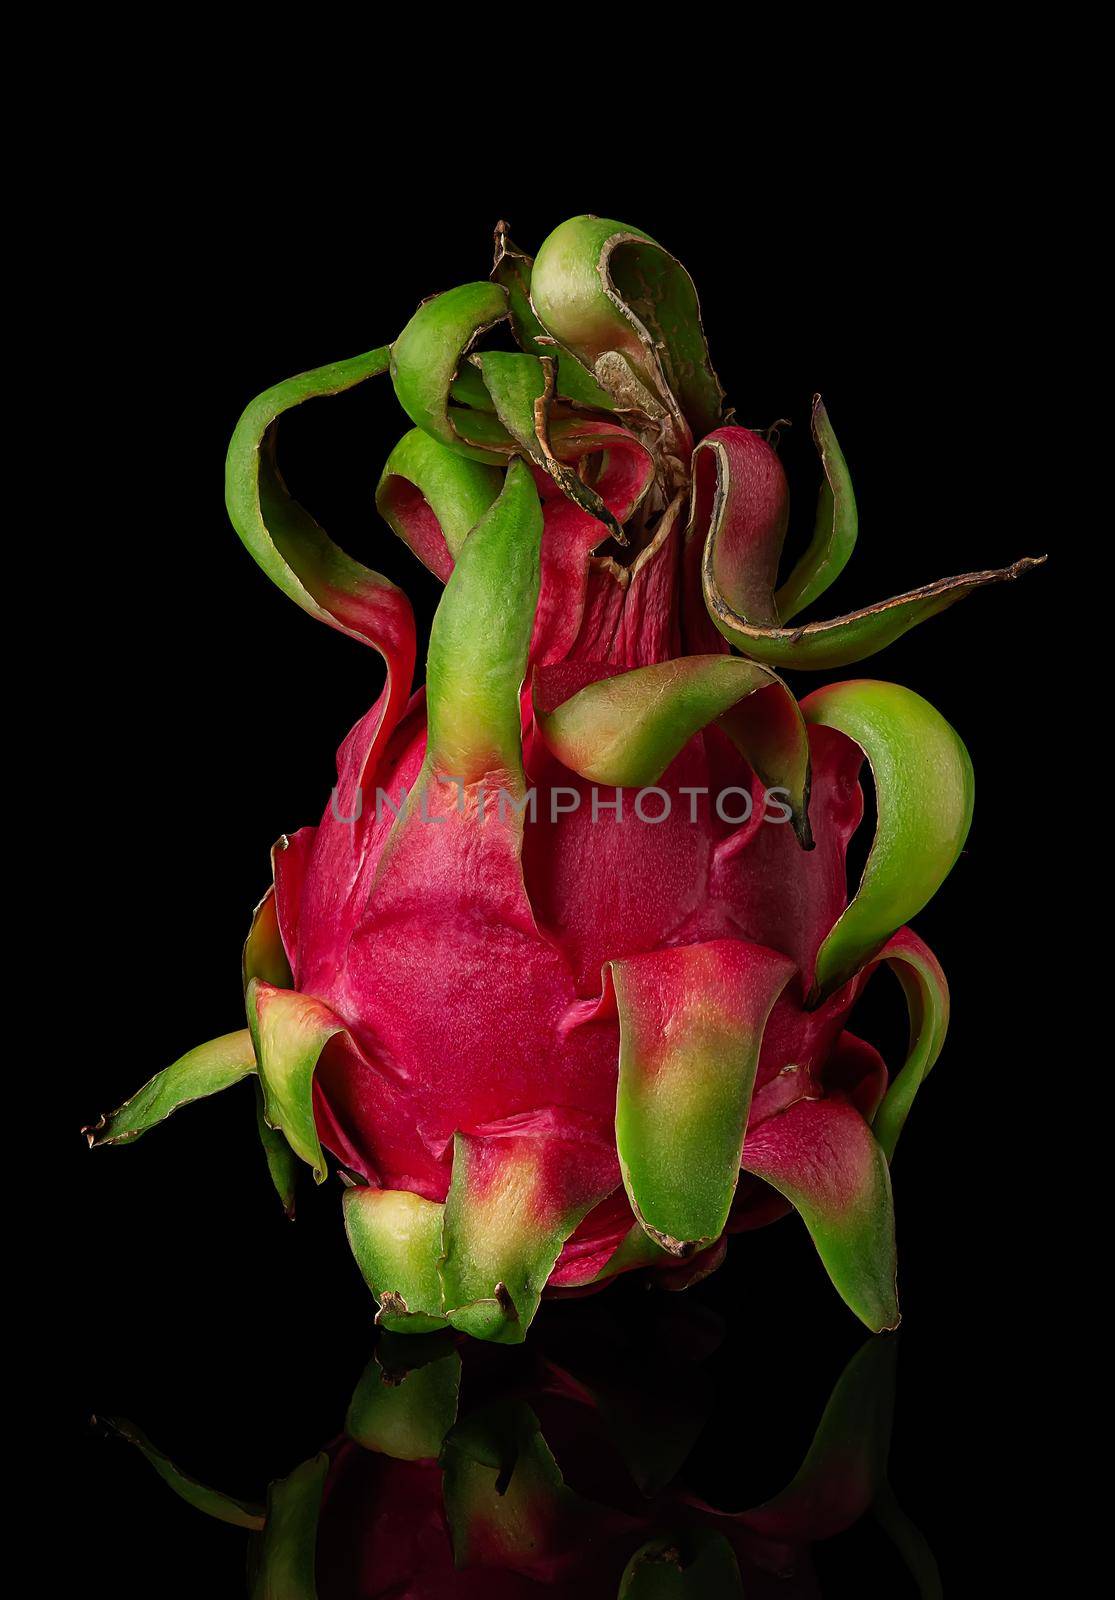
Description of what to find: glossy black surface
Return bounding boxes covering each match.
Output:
[86,1281,938,1596]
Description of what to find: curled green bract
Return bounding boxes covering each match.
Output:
[376,427,502,580]
[536,655,813,845]
[532,214,724,438]
[422,457,542,784]
[804,680,974,1001]
[697,416,1043,670]
[82,1031,257,1148]
[389,281,512,462]
[775,397,858,622]
[491,223,615,409]
[225,345,404,645]
[868,929,951,1161]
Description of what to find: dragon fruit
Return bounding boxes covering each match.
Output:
[105,1302,936,1597]
[86,215,1040,1342]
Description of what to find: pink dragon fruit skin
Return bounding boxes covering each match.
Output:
[86,216,1041,1343]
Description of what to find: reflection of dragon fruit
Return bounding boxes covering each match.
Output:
[86,216,1040,1341]
[105,1305,940,1597]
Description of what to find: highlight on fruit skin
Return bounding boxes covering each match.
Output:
[101,1304,942,1597]
[85,214,1043,1343]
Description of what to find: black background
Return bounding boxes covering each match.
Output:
[70,151,1058,1595]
